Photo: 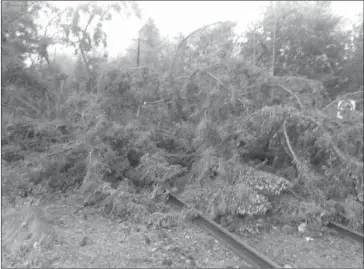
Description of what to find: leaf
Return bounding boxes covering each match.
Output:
[79,4,90,13]
[111,3,121,13]
[105,13,112,21]
[71,9,80,34]
[131,2,142,19]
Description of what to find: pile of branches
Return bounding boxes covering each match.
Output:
[168,60,363,231]
[2,45,362,232]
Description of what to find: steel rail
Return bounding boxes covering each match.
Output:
[285,188,364,244]
[167,193,280,268]
[328,221,364,244]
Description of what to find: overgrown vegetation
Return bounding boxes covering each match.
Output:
[2,1,363,266]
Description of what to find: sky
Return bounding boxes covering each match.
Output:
[44,1,363,59]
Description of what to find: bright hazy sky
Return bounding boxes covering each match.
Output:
[46,1,363,58]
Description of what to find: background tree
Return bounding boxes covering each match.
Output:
[123,18,163,68]
[2,1,45,78]
[338,13,363,96]
[239,1,356,99]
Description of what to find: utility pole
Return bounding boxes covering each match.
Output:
[132,35,161,67]
[132,34,148,67]
[137,36,141,67]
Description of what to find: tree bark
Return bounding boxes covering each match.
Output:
[271,1,277,76]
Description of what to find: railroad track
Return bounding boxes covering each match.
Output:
[284,189,364,245]
[328,221,364,244]
[166,193,280,268]
[166,193,363,268]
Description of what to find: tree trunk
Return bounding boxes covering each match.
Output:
[271,1,277,76]
[77,36,91,79]
[253,25,256,66]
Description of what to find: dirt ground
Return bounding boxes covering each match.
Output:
[180,182,364,268]
[1,193,247,268]
[2,191,363,268]
[245,226,363,268]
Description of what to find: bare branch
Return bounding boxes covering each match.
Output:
[282,119,300,165]
[170,21,223,72]
[272,84,304,110]
[44,7,69,37]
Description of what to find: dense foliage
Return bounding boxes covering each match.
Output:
[2,2,363,254]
